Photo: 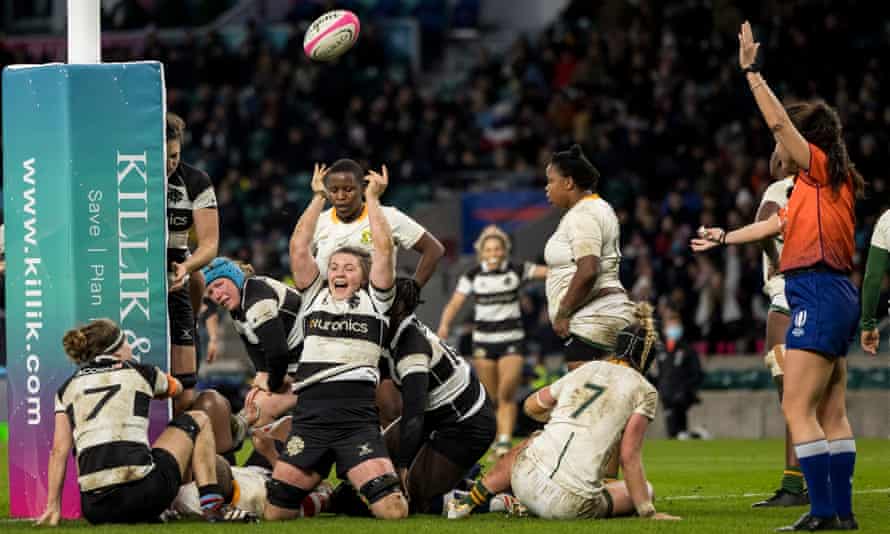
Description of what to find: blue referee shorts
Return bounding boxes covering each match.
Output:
[784,271,859,358]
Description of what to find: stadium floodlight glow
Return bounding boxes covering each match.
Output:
[67,0,101,64]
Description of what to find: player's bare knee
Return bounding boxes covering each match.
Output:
[360,473,405,518]
[371,492,408,519]
[185,409,209,430]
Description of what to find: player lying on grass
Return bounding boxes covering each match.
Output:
[171,457,333,519]
[448,303,680,521]
[37,319,253,526]
[329,277,495,515]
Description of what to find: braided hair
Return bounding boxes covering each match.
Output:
[614,302,659,374]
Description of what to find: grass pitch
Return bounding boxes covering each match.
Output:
[2,438,888,533]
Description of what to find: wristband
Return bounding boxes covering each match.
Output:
[742,65,759,74]
[636,501,656,518]
[719,230,727,245]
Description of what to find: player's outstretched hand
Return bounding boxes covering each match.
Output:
[365,165,388,199]
[34,505,61,527]
[652,512,682,520]
[739,20,759,70]
[690,226,725,252]
[860,328,879,356]
[311,162,329,197]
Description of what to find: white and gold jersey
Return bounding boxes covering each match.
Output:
[759,177,794,300]
[524,361,657,499]
[312,205,426,277]
[544,195,631,342]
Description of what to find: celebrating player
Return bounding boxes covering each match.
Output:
[165,112,220,415]
[751,151,807,507]
[312,158,444,427]
[36,319,249,526]
[448,304,679,521]
[859,209,890,355]
[262,163,407,520]
[692,21,863,531]
[437,225,546,457]
[543,144,635,365]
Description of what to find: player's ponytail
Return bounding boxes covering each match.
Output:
[62,319,123,364]
[549,144,600,192]
[614,302,659,374]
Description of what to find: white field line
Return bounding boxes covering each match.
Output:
[666,488,890,501]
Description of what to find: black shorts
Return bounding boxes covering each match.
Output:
[428,398,496,469]
[281,382,389,479]
[80,448,181,524]
[168,287,196,347]
[472,340,525,361]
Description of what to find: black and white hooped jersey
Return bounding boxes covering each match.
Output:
[385,315,486,423]
[231,276,303,374]
[167,162,217,263]
[456,261,536,344]
[297,274,394,386]
[54,356,171,492]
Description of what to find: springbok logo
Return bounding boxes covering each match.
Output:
[791,309,807,337]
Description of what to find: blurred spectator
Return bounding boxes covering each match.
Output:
[656,307,705,439]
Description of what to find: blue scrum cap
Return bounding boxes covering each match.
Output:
[201,257,246,289]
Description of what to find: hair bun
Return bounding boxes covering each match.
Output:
[569,144,583,157]
[63,329,89,358]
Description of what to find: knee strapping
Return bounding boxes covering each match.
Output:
[266,479,310,510]
[174,373,198,390]
[359,473,401,505]
[169,413,201,442]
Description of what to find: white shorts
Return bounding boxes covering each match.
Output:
[510,449,611,519]
[173,466,268,517]
[570,292,636,351]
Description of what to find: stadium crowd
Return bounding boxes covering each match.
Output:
[1,0,889,354]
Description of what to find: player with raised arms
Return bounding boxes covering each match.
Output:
[447,304,680,522]
[752,152,808,508]
[36,319,251,526]
[692,21,863,531]
[312,158,445,427]
[437,225,546,457]
[262,163,407,521]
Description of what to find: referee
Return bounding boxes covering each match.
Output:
[693,22,863,532]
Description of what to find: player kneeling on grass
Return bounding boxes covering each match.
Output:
[448,303,680,521]
[36,319,254,526]
[260,164,407,521]
[330,277,496,516]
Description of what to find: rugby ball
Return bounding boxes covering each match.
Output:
[303,10,360,61]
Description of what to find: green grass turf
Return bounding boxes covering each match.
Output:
[2,438,888,533]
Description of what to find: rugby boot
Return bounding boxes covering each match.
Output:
[753,488,810,508]
[203,504,259,523]
[775,513,840,531]
[836,515,859,530]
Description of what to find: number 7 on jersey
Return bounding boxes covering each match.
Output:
[570,382,606,418]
